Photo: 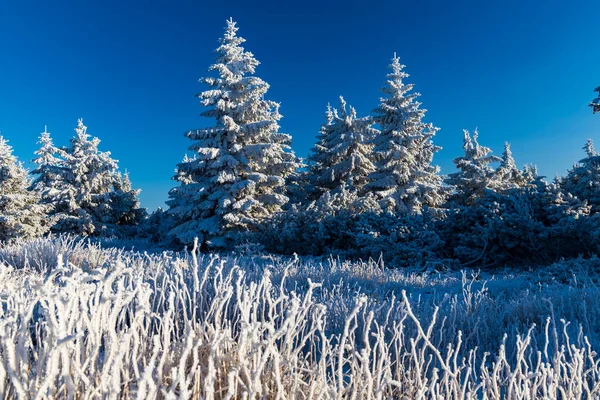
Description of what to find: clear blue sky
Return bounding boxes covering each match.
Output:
[1,0,598,210]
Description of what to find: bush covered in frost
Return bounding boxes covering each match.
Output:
[441,182,600,268]
[256,188,446,268]
[2,238,600,397]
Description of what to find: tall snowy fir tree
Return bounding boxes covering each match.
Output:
[562,138,600,213]
[367,55,448,214]
[167,19,301,249]
[29,126,67,214]
[446,129,501,206]
[51,119,144,236]
[0,136,48,241]
[306,97,377,199]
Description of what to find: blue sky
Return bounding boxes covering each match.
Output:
[1,0,598,210]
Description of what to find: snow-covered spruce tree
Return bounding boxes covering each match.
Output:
[303,104,335,201]
[167,19,301,249]
[29,126,67,216]
[108,172,146,234]
[491,142,528,192]
[523,163,540,183]
[445,129,501,207]
[306,97,377,199]
[562,138,600,213]
[0,136,48,241]
[591,86,600,113]
[281,105,337,206]
[366,55,449,214]
[52,119,144,236]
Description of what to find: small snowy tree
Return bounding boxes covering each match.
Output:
[523,163,540,183]
[446,129,501,206]
[367,55,448,214]
[306,97,377,199]
[108,172,146,231]
[562,138,600,213]
[492,142,528,191]
[167,19,301,249]
[52,119,144,236]
[591,86,600,114]
[0,136,48,241]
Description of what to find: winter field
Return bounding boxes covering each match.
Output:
[1,237,600,398]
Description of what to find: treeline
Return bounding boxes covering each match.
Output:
[1,19,598,269]
[0,121,145,241]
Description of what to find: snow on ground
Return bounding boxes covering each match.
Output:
[1,236,600,398]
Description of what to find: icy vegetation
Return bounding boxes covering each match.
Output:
[1,19,600,397]
[2,237,600,398]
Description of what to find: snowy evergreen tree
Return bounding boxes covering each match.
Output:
[167,19,301,249]
[367,55,448,214]
[306,97,377,199]
[51,119,144,236]
[29,126,67,213]
[492,142,528,191]
[591,86,600,114]
[523,163,540,183]
[108,172,146,230]
[303,104,335,201]
[446,129,501,206]
[562,138,600,213]
[0,136,48,241]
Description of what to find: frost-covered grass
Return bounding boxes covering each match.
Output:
[1,238,600,398]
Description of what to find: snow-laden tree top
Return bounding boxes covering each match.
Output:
[30,126,66,196]
[67,118,118,192]
[493,142,528,191]
[307,97,376,198]
[446,129,501,206]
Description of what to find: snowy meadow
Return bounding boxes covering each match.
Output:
[2,237,600,398]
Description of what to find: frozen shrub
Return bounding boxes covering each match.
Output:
[139,207,174,245]
[441,181,596,268]
[2,237,600,397]
[257,187,444,267]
